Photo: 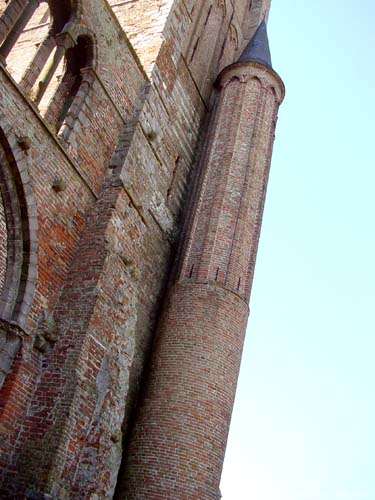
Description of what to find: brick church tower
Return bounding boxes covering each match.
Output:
[0,1,283,498]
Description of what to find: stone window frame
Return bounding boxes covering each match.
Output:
[42,28,97,140]
[0,0,72,86]
[0,0,45,63]
[57,61,96,145]
[18,1,65,96]
[0,0,97,141]
[0,121,38,327]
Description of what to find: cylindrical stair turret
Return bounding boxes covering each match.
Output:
[119,21,285,500]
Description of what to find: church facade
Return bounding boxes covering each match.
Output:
[0,0,283,498]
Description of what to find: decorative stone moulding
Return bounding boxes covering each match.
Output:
[0,124,38,327]
[216,62,285,103]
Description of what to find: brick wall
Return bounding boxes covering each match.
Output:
[118,283,249,500]
[0,0,277,498]
[107,0,174,75]
[117,52,284,499]
[0,0,147,496]
[0,0,146,328]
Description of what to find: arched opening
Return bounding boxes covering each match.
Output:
[39,34,94,131]
[4,1,51,83]
[48,0,73,34]
[0,129,38,325]
[0,0,73,95]
[0,1,94,137]
[56,35,93,130]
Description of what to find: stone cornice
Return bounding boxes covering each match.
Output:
[215,60,285,103]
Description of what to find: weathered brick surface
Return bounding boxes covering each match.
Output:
[118,58,284,499]
[0,0,147,496]
[107,0,174,76]
[0,0,280,498]
[118,282,249,500]
[180,64,284,300]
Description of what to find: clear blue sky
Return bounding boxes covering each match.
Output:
[221,1,375,499]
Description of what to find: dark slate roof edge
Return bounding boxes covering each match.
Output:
[238,20,272,69]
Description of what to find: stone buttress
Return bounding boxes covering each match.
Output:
[118,21,285,499]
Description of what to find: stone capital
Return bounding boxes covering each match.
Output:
[55,31,76,50]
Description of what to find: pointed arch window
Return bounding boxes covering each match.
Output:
[38,34,94,133]
[0,129,38,325]
[1,1,51,83]
[0,0,72,89]
[0,2,95,138]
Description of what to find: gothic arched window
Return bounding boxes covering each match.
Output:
[1,1,51,84]
[0,1,97,136]
[39,34,94,133]
[0,129,38,325]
